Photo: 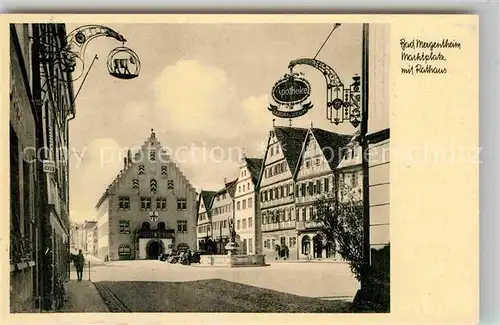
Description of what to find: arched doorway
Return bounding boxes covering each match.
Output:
[146,240,164,259]
[301,235,310,256]
[313,235,323,258]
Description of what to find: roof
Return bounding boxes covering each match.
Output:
[244,157,264,186]
[274,126,309,171]
[310,128,353,170]
[224,178,238,198]
[199,190,217,211]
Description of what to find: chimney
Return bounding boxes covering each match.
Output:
[224,178,227,184]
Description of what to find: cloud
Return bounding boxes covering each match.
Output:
[153,60,238,137]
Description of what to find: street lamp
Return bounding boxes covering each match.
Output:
[281,23,371,289]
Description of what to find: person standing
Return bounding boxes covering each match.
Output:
[74,250,85,281]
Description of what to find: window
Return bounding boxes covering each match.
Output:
[316,179,321,194]
[150,179,157,192]
[119,220,130,234]
[249,239,253,253]
[118,244,131,256]
[280,186,284,198]
[237,201,241,210]
[156,197,167,210]
[177,198,187,210]
[242,219,247,229]
[223,220,227,228]
[168,180,174,189]
[305,160,310,168]
[119,196,130,210]
[150,150,156,162]
[132,179,139,189]
[248,217,253,228]
[351,172,358,187]
[248,197,253,208]
[177,220,188,232]
[237,220,241,230]
[140,197,151,210]
[324,178,329,192]
[138,165,145,175]
[242,200,247,209]
[316,157,320,166]
[247,182,250,189]
[161,165,167,176]
[270,147,274,156]
[302,208,307,221]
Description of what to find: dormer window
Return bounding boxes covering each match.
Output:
[132,179,139,189]
[138,165,145,175]
[161,165,167,176]
[150,150,156,162]
[168,180,174,189]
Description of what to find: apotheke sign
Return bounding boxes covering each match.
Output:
[271,77,311,105]
[268,73,313,119]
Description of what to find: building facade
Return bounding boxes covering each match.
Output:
[82,221,98,255]
[10,23,74,312]
[196,191,216,251]
[293,128,352,260]
[209,180,237,254]
[259,126,308,261]
[233,157,263,255]
[95,130,198,261]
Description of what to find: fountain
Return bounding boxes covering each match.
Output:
[198,219,268,268]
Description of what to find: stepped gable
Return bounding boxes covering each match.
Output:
[95,129,196,208]
[310,128,353,170]
[244,157,264,186]
[274,126,309,171]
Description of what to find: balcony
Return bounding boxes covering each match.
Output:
[262,220,296,232]
[296,220,322,230]
[135,229,175,239]
[262,223,278,232]
[261,195,294,209]
[10,232,35,272]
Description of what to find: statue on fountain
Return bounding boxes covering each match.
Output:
[225,218,239,256]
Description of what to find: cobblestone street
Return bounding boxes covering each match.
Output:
[89,260,359,300]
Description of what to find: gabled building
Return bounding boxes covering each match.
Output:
[337,131,363,202]
[196,190,217,251]
[233,157,263,255]
[95,129,198,261]
[209,179,237,254]
[258,126,308,261]
[293,128,352,260]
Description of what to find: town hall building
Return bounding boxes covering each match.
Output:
[95,129,198,261]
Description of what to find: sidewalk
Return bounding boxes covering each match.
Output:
[61,279,109,312]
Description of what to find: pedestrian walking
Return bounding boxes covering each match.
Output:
[187,249,192,265]
[74,249,85,281]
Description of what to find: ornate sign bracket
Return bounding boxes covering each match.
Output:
[288,58,361,128]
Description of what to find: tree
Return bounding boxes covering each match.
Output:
[313,191,364,281]
[314,190,390,312]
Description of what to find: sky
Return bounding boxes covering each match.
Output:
[66,23,367,223]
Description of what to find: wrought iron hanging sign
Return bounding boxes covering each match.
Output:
[287,58,362,128]
[268,72,314,119]
[38,24,141,83]
[106,46,141,79]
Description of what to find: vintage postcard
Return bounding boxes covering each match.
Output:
[1,14,478,325]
